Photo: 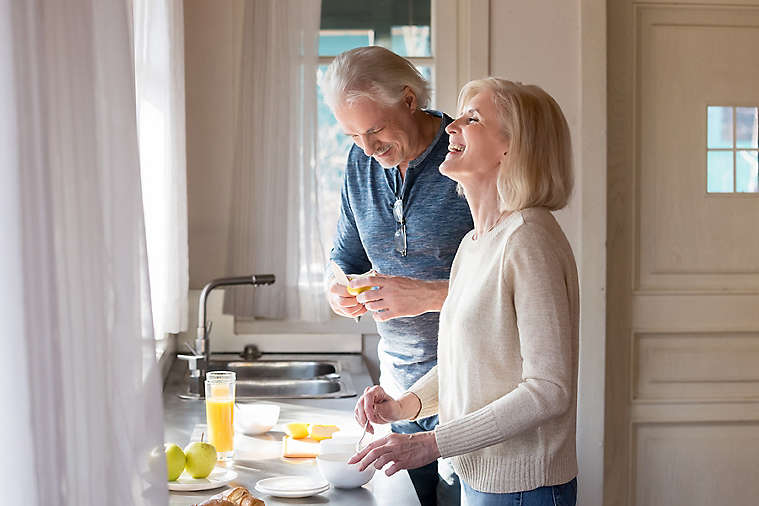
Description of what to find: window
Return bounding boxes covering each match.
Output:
[707,106,759,193]
[316,0,434,262]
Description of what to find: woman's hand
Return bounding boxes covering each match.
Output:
[349,274,448,322]
[326,279,368,319]
[353,386,421,434]
[348,431,440,476]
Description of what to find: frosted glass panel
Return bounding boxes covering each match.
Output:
[707,106,733,149]
[707,151,733,193]
[736,107,758,149]
[736,150,759,193]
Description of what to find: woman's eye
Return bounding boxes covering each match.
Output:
[466,117,478,123]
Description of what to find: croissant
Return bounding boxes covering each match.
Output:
[197,486,264,506]
[226,486,265,506]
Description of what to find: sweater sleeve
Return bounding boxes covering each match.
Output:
[434,225,575,458]
[328,153,372,276]
[406,365,440,420]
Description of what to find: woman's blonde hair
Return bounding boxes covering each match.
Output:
[319,46,431,110]
[457,78,573,211]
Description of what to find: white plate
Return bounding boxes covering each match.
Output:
[254,476,330,498]
[168,467,238,492]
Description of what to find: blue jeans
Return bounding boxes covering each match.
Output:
[461,477,577,506]
[392,415,461,506]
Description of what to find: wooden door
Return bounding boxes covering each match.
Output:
[606,2,759,505]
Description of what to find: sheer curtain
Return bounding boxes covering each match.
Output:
[0,0,166,504]
[225,0,328,322]
[133,0,189,337]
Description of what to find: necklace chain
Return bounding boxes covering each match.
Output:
[472,211,508,241]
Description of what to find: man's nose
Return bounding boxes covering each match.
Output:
[359,134,378,156]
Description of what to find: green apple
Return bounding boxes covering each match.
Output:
[164,443,186,481]
[184,437,217,479]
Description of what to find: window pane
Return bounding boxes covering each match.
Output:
[707,106,733,149]
[319,30,374,55]
[391,26,431,56]
[316,65,354,257]
[707,151,734,193]
[319,0,431,56]
[736,107,758,149]
[736,150,759,193]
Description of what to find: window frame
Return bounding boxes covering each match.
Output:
[706,104,759,196]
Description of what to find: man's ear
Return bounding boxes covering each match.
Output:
[401,86,417,111]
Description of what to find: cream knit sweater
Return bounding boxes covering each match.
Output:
[408,207,579,494]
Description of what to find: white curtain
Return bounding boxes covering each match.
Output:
[133,0,189,337]
[0,0,166,504]
[225,0,328,322]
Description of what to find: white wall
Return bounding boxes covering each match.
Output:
[489,1,606,504]
[184,0,244,288]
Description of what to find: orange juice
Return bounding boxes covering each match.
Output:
[206,398,234,452]
[205,371,236,459]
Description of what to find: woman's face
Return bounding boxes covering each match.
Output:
[439,90,510,185]
[333,92,418,168]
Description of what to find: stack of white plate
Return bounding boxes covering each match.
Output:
[254,476,330,498]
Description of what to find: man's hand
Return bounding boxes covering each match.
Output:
[326,279,368,319]
[349,274,448,322]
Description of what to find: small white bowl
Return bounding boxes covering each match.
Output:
[234,403,280,435]
[316,452,376,489]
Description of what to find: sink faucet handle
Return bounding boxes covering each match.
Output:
[184,342,199,356]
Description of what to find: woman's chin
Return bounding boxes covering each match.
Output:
[439,161,461,180]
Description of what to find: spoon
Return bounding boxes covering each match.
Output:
[356,418,371,453]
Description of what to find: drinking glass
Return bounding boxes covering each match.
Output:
[205,371,236,460]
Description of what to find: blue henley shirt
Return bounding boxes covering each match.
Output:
[329,110,474,395]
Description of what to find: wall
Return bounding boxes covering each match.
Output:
[489,1,607,505]
[184,0,244,288]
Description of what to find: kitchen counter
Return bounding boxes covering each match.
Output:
[163,354,421,506]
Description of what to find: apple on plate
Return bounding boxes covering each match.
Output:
[164,443,185,481]
[184,434,217,479]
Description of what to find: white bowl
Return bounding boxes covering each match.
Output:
[234,403,280,435]
[316,452,375,489]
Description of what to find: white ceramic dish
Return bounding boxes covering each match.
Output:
[316,452,376,489]
[168,467,238,492]
[234,403,280,435]
[254,476,330,498]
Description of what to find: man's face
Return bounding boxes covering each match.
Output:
[333,97,417,168]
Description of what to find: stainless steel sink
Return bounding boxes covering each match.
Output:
[234,378,354,399]
[198,355,356,399]
[209,359,339,380]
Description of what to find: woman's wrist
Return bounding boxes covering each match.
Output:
[398,392,422,420]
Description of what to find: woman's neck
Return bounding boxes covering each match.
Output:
[464,183,508,238]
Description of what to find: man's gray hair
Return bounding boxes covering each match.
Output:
[319,46,431,111]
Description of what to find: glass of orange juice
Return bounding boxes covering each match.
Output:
[205,371,236,460]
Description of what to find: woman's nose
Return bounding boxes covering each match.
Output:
[445,120,459,135]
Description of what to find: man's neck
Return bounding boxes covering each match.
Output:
[398,111,440,179]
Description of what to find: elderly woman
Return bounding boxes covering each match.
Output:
[349,78,579,505]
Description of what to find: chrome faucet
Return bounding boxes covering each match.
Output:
[178,274,275,399]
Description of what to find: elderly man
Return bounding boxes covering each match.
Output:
[320,46,472,505]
